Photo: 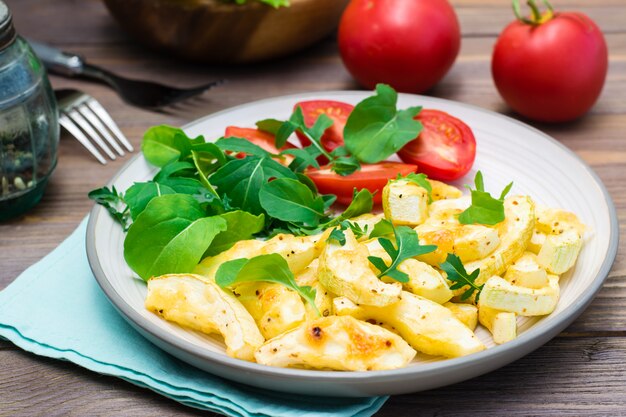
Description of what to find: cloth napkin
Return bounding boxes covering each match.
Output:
[0,218,387,417]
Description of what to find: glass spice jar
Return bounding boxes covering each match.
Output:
[0,0,59,221]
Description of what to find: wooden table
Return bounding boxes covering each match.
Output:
[1,0,625,415]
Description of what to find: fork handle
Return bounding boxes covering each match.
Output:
[27,39,84,77]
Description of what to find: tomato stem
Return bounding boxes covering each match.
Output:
[512,0,554,25]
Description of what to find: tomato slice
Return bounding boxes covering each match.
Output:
[397,110,476,181]
[294,100,354,153]
[306,162,418,205]
[224,126,294,155]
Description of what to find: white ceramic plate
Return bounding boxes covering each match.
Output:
[87,92,618,397]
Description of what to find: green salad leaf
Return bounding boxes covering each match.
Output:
[335,188,374,221]
[142,125,194,167]
[124,194,227,280]
[369,218,394,238]
[215,254,318,313]
[344,84,423,164]
[367,226,437,283]
[459,171,513,226]
[204,210,265,257]
[210,156,297,216]
[259,178,326,226]
[124,182,177,220]
[440,253,483,301]
[216,136,273,157]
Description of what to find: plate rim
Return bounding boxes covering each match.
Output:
[86,91,619,387]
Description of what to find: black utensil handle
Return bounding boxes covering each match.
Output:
[27,39,84,77]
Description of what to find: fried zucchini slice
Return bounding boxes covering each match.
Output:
[478,305,517,344]
[527,229,547,254]
[318,229,402,307]
[425,197,470,228]
[396,258,453,304]
[535,205,586,236]
[382,179,429,226]
[464,195,535,287]
[333,292,485,358]
[504,252,549,289]
[452,224,500,263]
[479,275,560,316]
[232,282,306,340]
[444,302,478,331]
[413,224,455,266]
[295,259,334,320]
[255,316,416,371]
[145,274,264,361]
[260,232,326,274]
[537,229,583,275]
[428,179,463,201]
[365,239,453,304]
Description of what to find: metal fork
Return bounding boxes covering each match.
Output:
[30,40,223,109]
[55,89,133,164]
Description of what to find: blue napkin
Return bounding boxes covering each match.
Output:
[0,218,387,417]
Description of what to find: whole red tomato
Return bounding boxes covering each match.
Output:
[492,0,608,122]
[338,0,460,94]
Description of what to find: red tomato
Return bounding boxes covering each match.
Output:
[397,110,476,181]
[294,100,354,153]
[492,4,608,122]
[306,162,417,205]
[224,126,294,156]
[338,0,460,94]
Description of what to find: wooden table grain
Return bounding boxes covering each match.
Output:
[1,0,625,416]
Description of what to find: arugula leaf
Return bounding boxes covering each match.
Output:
[142,125,194,167]
[321,194,337,211]
[191,143,224,197]
[215,254,318,313]
[400,172,433,202]
[329,146,360,176]
[259,178,325,226]
[124,194,227,280]
[336,188,374,221]
[369,218,394,238]
[344,84,423,164]
[216,137,272,157]
[458,171,513,226]
[256,118,283,135]
[367,225,437,283]
[282,147,321,172]
[326,220,367,246]
[88,186,131,230]
[153,161,206,196]
[204,210,265,257]
[327,228,347,246]
[154,161,197,180]
[124,182,177,220]
[273,107,361,176]
[295,172,319,195]
[440,253,483,301]
[210,156,297,215]
[342,220,369,239]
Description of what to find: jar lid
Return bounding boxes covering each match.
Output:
[0,1,16,51]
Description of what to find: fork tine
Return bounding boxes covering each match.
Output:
[67,109,116,160]
[59,114,107,164]
[86,98,134,152]
[77,104,125,157]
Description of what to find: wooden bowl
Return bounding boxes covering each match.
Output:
[102,0,350,64]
